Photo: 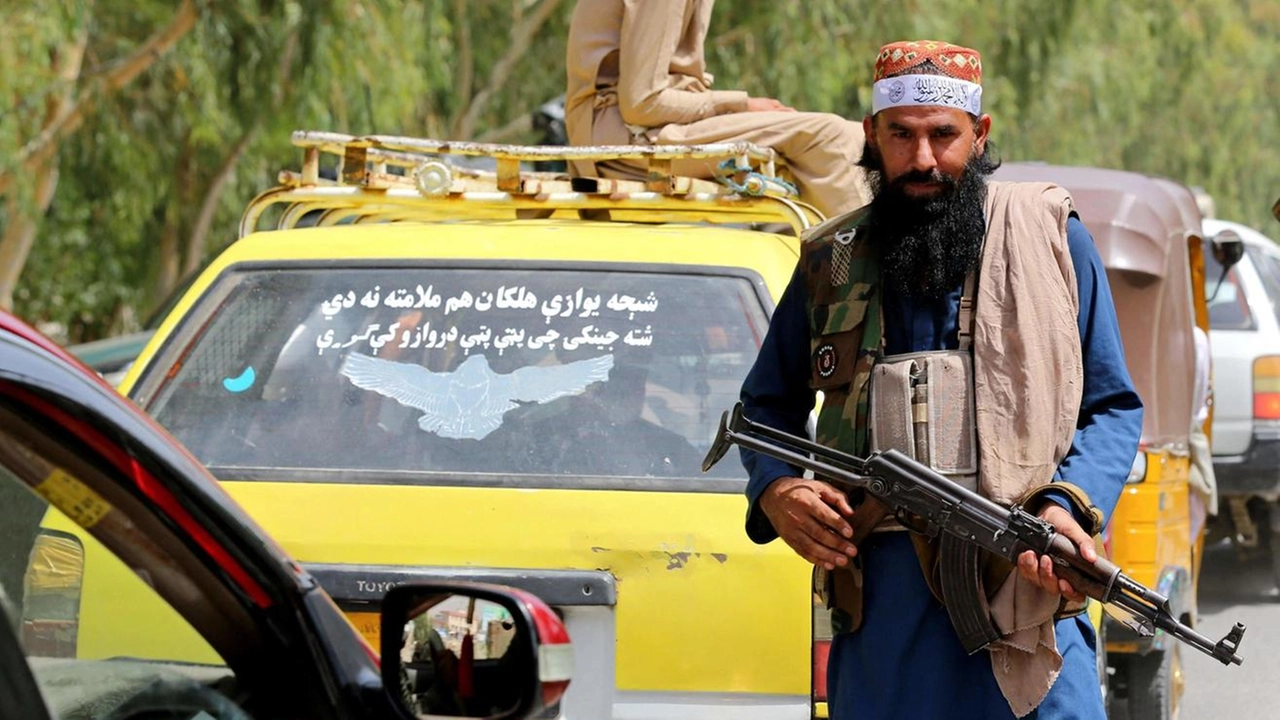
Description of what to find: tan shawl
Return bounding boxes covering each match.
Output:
[976,181,1083,716]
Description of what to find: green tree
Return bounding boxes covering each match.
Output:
[3,0,1277,341]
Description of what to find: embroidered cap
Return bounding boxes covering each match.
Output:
[874,40,983,83]
[872,40,984,116]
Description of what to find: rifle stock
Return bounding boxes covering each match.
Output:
[706,403,1246,666]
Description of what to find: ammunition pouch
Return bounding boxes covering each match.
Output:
[870,350,979,491]
[819,348,1099,639]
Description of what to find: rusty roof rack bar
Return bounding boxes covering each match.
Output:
[292,130,782,170]
[239,130,820,238]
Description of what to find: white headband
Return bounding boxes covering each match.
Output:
[872,74,982,116]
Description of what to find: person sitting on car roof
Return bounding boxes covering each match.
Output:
[564,0,871,218]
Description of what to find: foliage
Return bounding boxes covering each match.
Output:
[2,0,1277,342]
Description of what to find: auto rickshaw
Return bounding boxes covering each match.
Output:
[994,163,1241,720]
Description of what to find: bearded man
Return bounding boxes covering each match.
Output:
[738,41,1143,719]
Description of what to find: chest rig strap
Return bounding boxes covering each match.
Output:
[958,269,977,351]
[868,266,980,497]
[866,267,1003,653]
[941,267,1003,653]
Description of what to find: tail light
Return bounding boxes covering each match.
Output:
[813,637,832,703]
[813,598,832,712]
[538,643,573,709]
[514,589,573,710]
[1254,356,1280,420]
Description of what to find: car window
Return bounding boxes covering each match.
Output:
[1246,245,1280,326]
[1204,245,1254,330]
[0,423,231,716]
[141,266,770,485]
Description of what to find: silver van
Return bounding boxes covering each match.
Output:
[1204,218,1280,585]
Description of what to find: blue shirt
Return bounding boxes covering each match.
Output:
[740,215,1143,541]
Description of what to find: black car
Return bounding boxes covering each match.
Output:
[0,310,571,720]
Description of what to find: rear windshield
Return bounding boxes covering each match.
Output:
[141,266,769,486]
[1245,245,1280,327]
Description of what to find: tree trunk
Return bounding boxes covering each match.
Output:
[178,25,295,281]
[450,0,473,131]
[155,137,195,304]
[183,124,258,277]
[0,159,59,310]
[475,112,533,144]
[452,0,564,140]
[0,19,91,310]
[0,0,200,199]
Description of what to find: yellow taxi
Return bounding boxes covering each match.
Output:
[107,132,824,720]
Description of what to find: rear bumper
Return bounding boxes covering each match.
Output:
[1214,425,1280,499]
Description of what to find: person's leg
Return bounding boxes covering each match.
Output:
[826,533,1015,720]
[656,111,872,217]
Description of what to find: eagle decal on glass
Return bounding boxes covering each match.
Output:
[339,352,615,440]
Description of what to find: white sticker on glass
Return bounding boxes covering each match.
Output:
[339,352,615,440]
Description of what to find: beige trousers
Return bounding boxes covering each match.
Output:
[570,104,871,218]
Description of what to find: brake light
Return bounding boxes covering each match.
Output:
[538,644,573,709]
[1254,357,1280,420]
[509,588,573,709]
[813,638,832,703]
[813,599,833,707]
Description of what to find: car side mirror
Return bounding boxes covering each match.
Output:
[1206,229,1246,303]
[380,582,572,720]
[1211,229,1245,270]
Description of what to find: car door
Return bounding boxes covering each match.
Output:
[0,596,53,720]
[0,442,262,719]
[0,320,396,720]
[1204,239,1263,457]
[0,386,265,719]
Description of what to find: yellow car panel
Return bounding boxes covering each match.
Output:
[1107,451,1192,594]
[224,481,811,693]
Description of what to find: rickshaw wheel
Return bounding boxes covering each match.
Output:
[1267,516,1280,591]
[1095,617,1109,705]
[1124,643,1181,720]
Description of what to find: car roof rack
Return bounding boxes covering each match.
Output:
[239,130,822,238]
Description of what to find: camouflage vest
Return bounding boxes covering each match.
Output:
[799,207,881,455]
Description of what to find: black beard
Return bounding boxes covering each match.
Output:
[858,142,998,299]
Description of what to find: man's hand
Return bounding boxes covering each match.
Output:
[1017,503,1096,602]
[746,96,796,112]
[759,476,858,570]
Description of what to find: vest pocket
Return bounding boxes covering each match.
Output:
[809,299,867,390]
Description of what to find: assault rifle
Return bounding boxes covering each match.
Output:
[703,403,1246,666]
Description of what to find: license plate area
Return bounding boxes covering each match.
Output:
[345,610,383,648]
[312,563,618,719]
[342,604,614,720]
